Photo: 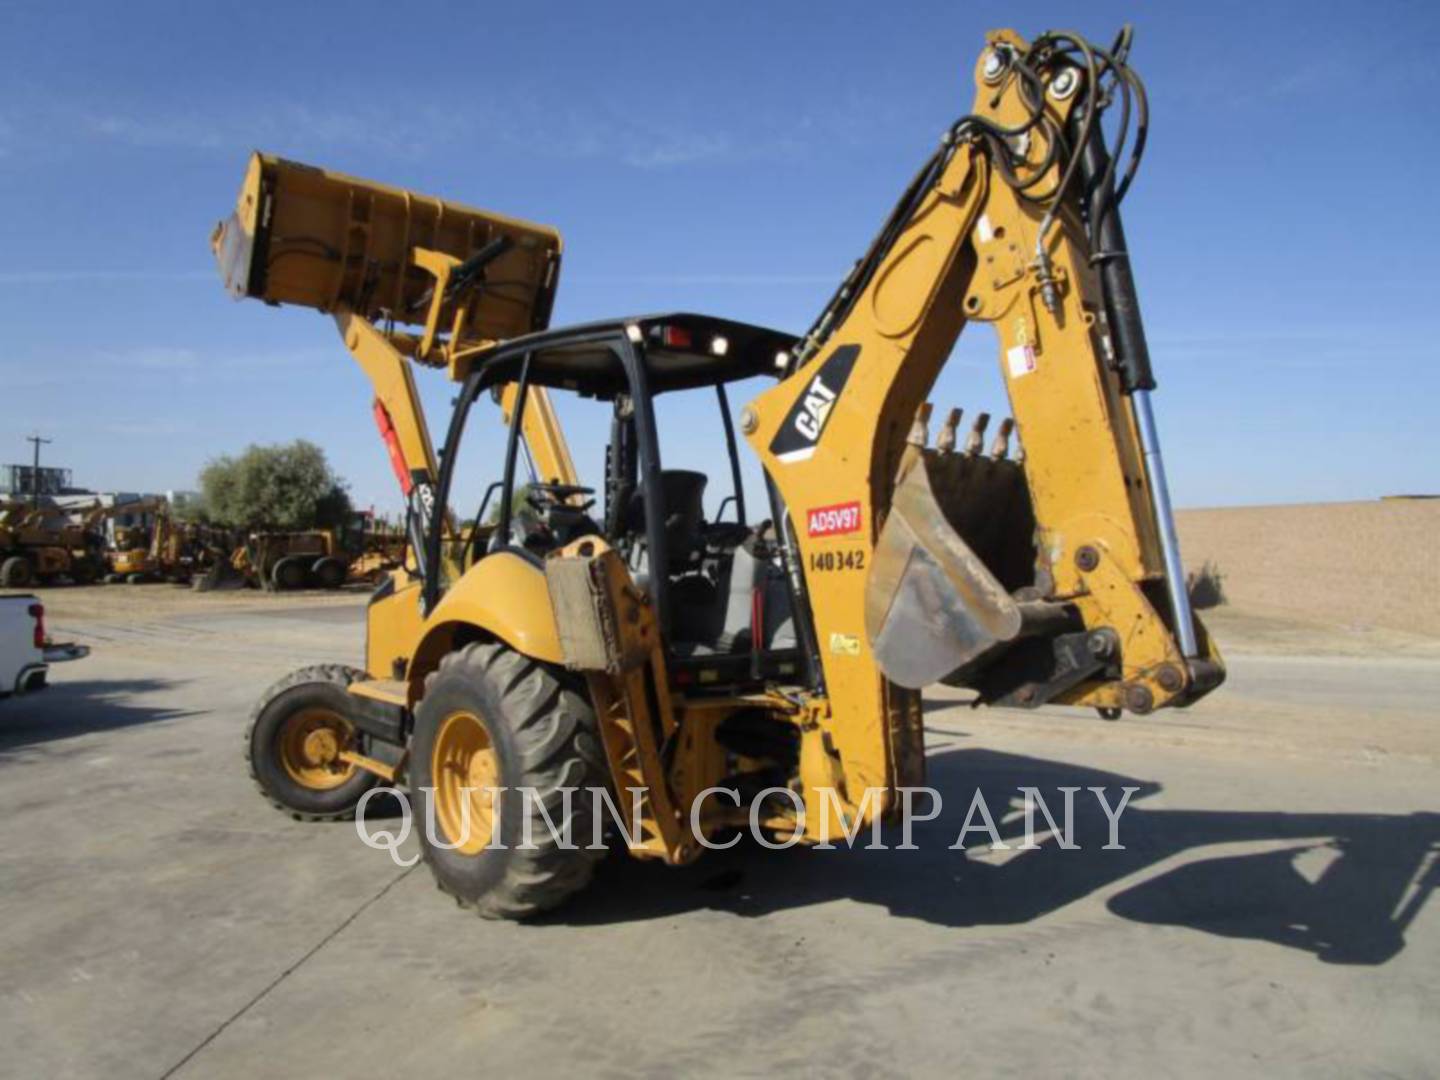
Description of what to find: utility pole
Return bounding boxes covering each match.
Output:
[25,434,52,510]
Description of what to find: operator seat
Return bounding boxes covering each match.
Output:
[627,470,708,570]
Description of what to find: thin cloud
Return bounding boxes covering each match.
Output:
[623,132,733,169]
[1,267,837,294]
[568,273,835,286]
[114,347,199,371]
[0,345,338,393]
[8,88,815,171]
[1150,327,1400,373]
[103,419,199,437]
[76,102,440,158]
[82,111,224,150]
[0,270,211,284]
[0,368,69,390]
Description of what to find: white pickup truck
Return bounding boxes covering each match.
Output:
[0,594,87,698]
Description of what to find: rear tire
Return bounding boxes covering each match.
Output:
[272,556,307,591]
[312,556,347,590]
[410,642,607,920]
[246,665,379,820]
[1,556,33,588]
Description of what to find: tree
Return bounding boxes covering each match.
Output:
[172,493,210,524]
[484,482,539,528]
[199,440,353,531]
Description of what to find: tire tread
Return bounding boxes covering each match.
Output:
[245,663,373,822]
[418,642,607,920]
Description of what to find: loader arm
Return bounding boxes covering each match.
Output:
[497,382,579,490]
[79,497,163,546]
[212,152,572,582]
[744,27,1223,806]
[149,506,176,563]
[334,308,443,565]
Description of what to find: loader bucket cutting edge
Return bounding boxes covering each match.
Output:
[192,558,247,592]
[864,461,1021,689]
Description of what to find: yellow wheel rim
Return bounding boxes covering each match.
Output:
[278,707,358,790]
[432,710,500,855]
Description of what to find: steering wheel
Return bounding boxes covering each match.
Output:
[525,482,596,514]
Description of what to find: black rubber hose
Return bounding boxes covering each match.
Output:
[1075,105,1155,393]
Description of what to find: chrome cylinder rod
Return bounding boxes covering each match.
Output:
[1133,389,1198,657]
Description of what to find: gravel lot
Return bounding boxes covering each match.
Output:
[1,587,1436,1078]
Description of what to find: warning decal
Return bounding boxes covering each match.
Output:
[1006,344,1037,378]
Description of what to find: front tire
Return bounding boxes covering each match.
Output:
[246,665,378,820]
[71,559,101,586]
[410,642,607,920]
[271,556,307,591]
[1,556,33,588]
[312,556,347,589]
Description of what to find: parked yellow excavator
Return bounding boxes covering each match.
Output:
[106,500,211,584]
[214,25,1222,918]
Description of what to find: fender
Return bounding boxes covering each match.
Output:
[406,552,563,699]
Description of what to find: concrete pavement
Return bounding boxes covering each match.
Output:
[1,597,1436,1078]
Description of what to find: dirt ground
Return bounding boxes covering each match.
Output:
[0,580,1437,1078]
[1179,499,1440,637]
[26,581,372,621]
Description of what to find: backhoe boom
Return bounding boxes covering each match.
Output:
[744,26,1222,804]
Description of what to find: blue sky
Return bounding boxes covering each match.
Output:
[2,1,1437,515]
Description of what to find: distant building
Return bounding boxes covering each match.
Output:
[167,490,202,512]
[0,463,84,498]
[51,492,170,542]
[3,465,177,540]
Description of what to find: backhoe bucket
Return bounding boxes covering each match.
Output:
[864,460,1022,689]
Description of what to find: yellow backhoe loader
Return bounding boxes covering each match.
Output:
[0,499,133,587]
[214,26,1222,919]
[0,502,71,587]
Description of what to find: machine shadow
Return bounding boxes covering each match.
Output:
[0,678,191,753]
[554,746,1439,966]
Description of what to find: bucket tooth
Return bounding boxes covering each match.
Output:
[936,408,962,454]
[963,412,990,456]
[988,417,1014,459]
[908,402,934,448]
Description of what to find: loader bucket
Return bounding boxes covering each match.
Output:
[211,152,562,339]
[191,556,247,592]
[864,460,1022,688]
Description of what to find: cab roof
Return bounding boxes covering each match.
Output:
[467,313,798,398]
